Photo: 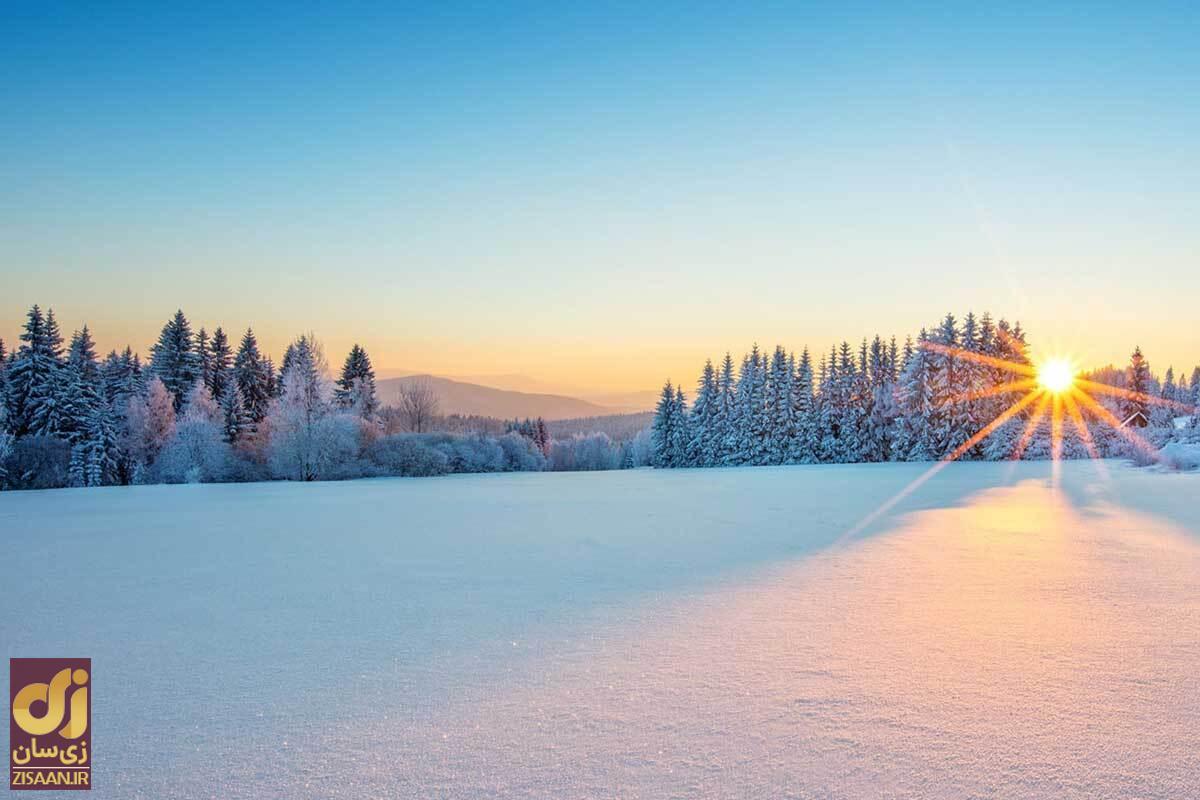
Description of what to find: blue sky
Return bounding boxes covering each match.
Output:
[3,1,1198,390]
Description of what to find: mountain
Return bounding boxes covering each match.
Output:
[377,375,621,421]
[378,371,658,413]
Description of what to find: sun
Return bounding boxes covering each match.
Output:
[1037,358,1076,394]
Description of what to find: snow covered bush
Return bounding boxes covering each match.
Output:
[3,435,71,490]
[0,430,13,488]
[549,433,623,471]
[365,434,451,477]
[153,418,233,483]
[432,433,506,473]
[269,412,363,482]
[495,432,547,472]
[1157,442,1200,471]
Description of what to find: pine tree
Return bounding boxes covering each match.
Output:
[712,353,736,465]
[8,306,68,438]
[235,328,271,423]
[68,402,119,487]
[651,381,677,467]
[764,346,793,464]
[928,313,966,458]
[221,387,247,443]
[0,337,7,429]
[1162,366,1177,404]
[688,359,718,467]
[207,327,233,402]
[58,327,102,444]
[101,347,140,412]
[334,344,379,418]
[1124,346,1150,423]
[670,386,689,466]
[149,310,200,411]
[196,328,212,396]
[533,418,550,457]
[897,329,934,460]
[789,347,817,463]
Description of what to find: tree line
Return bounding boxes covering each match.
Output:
[651,311,1200,469]
[0,306,589,490]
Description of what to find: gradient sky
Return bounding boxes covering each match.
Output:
[3,1,1198,393]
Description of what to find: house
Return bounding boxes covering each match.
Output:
[1119,410,1149,428]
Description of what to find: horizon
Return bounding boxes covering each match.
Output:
[4,2,1199,392]
[0,302,1192,405]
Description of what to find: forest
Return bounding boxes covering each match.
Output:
[0,306,1195,490]
[650,312,1199,469]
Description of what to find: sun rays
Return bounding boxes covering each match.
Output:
[841,342,1195,541]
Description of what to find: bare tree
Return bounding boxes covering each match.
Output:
[397,379,440,433]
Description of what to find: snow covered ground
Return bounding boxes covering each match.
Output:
[4,461,1200,798]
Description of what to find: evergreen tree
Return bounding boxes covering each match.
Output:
[68,402,119,487]
[714,353,737,465]
[670,386,689,467]
[149,310,200,411]
[897,329,934,460]
[0,337,7,429]
[764,347,793,464]
[7,306,67,438]
[929,313,965,458]
[334,344,379,418]
[533,417,550,457]
[101,347,140,412]
[1162,366,1177,404]
[58,327,102,444]
[208,327,233,402]
[688,359,718,467]
[651,381,678,467]
[790,347,817,463]
[221,387,247,444]
[235,328,271,423]
[196,327,212,396]
[264,357,279,399]
[1124,346,1150,422]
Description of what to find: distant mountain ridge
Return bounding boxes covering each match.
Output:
[377,370,659,413]
[377,374,632,421]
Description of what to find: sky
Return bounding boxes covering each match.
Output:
[2,1,1198,394]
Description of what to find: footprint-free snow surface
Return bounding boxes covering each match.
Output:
[4,461,1200,798]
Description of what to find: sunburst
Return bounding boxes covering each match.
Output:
[841,341,1195,540]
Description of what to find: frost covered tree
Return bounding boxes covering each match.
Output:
[196,328,212,396]
[764,346,793,464]
[68,401,119,487]
[123,377,177,474]
[6,306,65,437]
[790,347,817,463]
[235,328,271,424]
[651,381,689,468]
[670,386,689,466]
[1124,347,1150,423]
[266,334,360,481]
[207,327,233,402]
[154,385,230,484]
[221,387,247,444]
[149,310,201,411]
[334,344,379,418]
[688,359,718,467]
[713,353,736,465]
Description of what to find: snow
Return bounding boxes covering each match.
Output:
[3,461,1200,798]
[1158,442,1200,471]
